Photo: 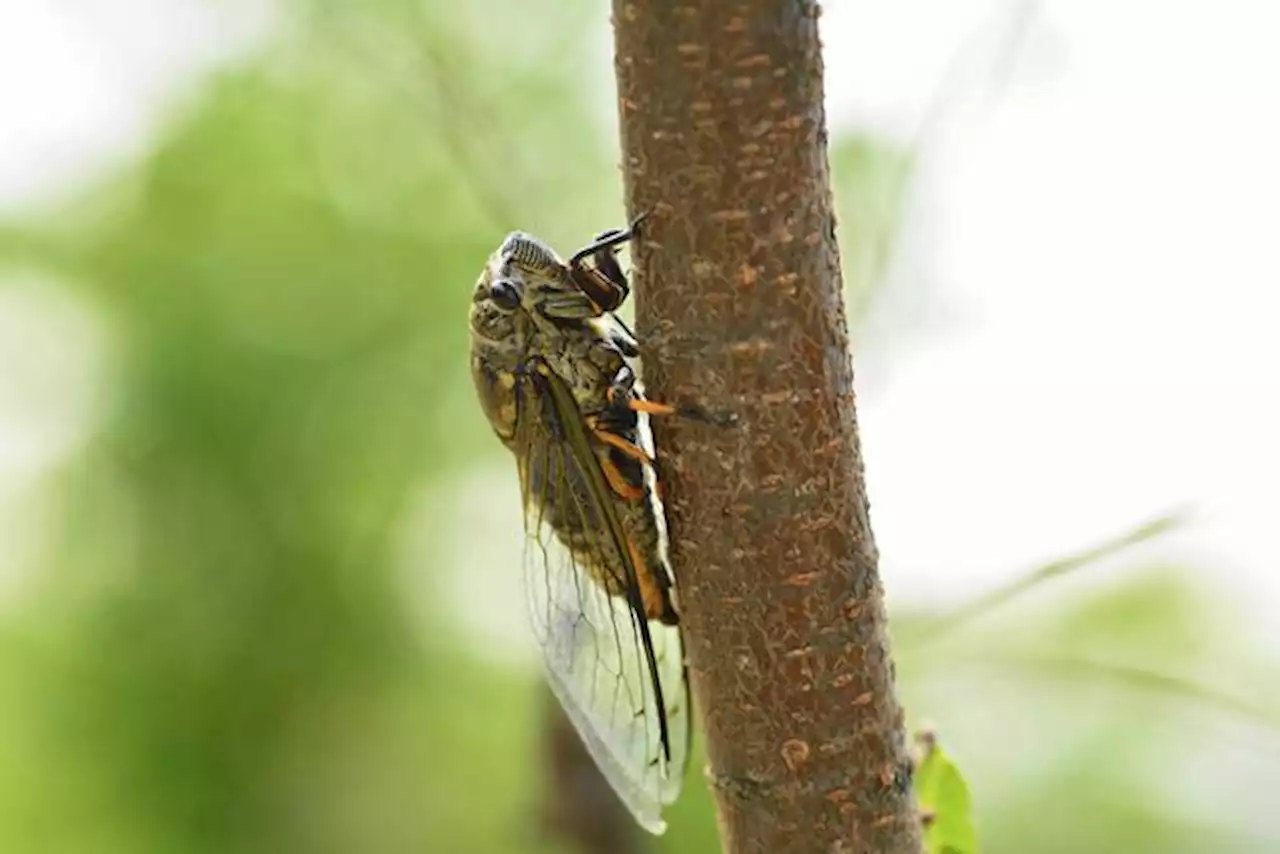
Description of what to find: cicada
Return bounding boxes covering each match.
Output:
[468,216,689,834]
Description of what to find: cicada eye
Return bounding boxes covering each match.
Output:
[489,279,522,311]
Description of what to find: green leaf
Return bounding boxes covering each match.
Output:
[915,738,979,854]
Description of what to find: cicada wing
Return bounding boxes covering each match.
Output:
[514,364,689,835]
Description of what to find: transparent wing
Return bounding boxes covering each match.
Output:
[514,362,689,835]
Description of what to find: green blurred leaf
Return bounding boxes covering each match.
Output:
[915,738,979,854]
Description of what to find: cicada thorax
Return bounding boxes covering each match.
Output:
[518,322,678,627]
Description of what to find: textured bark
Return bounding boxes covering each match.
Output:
[611,3,923,853]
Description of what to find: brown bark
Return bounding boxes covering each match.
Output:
[611,4,923,853]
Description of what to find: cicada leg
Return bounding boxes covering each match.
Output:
[603,363,713,423]
[566,212,649,313]
[584,368,663,505]
[567,211,649,269]
[591,436,647,502]
[586,407,651,504]
[589,412,654,464]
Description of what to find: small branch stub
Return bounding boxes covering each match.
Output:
[611,3,923,853]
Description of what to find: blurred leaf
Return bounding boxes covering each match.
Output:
[915,737,979,854]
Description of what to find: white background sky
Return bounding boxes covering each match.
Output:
[2,1,1279,649]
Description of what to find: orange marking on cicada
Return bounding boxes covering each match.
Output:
[627,538,671,624]
[599,454,645,501]
[587,418,656,468]
[630,398,678,416]
[606,385,679,417]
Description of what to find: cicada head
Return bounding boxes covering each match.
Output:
[472,231,604,332]
[498,230,564,278]
[470,232,562,334]
[469,231,575,443]
[469,250,525,344]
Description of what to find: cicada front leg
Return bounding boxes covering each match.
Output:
[566,212,648,314]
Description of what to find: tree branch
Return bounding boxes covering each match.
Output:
[612,3,923,853]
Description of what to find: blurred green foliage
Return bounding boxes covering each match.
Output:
[914,736,977,854]
[0,2,1277,854]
